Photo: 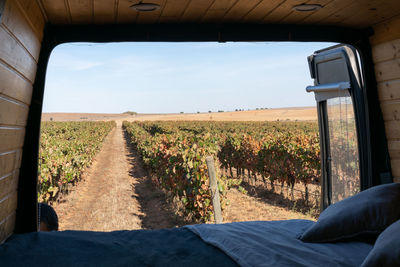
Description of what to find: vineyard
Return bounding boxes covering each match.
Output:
[38,121,116,203]
[123,120,321,222]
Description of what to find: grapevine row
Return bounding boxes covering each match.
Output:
[123,121,226,222]
[38,121,116,203]
[123,120,321,221]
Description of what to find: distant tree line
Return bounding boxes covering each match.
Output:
[123,111,137,115]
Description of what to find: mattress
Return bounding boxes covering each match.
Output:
[186,219,373,267]
[0,220,373,266]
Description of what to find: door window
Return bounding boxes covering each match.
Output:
[307,45,362,208]
[327,95,360,203]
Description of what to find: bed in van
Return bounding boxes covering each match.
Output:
[0,1,399,266]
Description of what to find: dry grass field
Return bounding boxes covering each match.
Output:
[41,112,130,121]
[42,106,317,122]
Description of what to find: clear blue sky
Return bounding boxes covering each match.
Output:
[43,41,336,114]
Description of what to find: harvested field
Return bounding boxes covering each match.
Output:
[41,112,130,122]
[42,106,317,122]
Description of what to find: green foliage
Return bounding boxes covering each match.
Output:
[217,121,320,201]
[123,121,227,222]
[123,120,321,221]
[38,119,321,220]
[38,121,116,203]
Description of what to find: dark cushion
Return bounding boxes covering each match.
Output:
[299,183,400,243]
[361,219,400,267]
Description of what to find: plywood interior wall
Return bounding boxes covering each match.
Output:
[371,15,400,183]
[37,0,400,28]
[0,0,45,243]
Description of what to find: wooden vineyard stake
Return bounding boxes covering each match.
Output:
[206,156,223,224]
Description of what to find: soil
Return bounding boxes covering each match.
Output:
[223,188,314,223]
[52,120,315,232]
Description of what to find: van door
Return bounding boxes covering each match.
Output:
[306,45,363,209]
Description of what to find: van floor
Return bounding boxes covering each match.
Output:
[52,121,313,231]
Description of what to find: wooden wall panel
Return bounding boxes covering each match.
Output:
[68,0,93,24]
[93,0,116,24]
[0,0,45,243]
[0,95,29,126]
[116,0,138,24]
[377,80,400,101]
[384,120,400,140]
[136,0,165,24]
[374,59,400,82]
[15,0,46,40]
[301,0,353,25]
[0,26,37,83]
[158,0,189,23]
[0,171,19,200]
[0,63,32,105]
[262,0,310,23]
[0,127,25,152]
[242,0,283,23]
[388,140,400,158]
[222,0,261,22]
[31,0,400,28]
[201,0,237,22]
[0,213,15,243]
[370,15,400,46]
[0,150,21,177]
[380,100,400,121]
[372,16,400,182]
[341,0,400,28]
[278,0,332,24]
[318,1,375,27]
[180,0,214,23]
[0,192,18,225]
[372,38,400,64]
[2,0,41,61]
[41,0,70,24]
[391,159,400,177]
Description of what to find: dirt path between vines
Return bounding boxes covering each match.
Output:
[53,121,314,231]
[53,122,182,231]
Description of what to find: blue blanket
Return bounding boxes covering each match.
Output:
[186,220,373,267]
[0,228,236,266]
[0,220,372,266]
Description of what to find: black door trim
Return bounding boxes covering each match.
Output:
[15,23,391,233]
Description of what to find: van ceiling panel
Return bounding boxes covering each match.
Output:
[38,0,400,28]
